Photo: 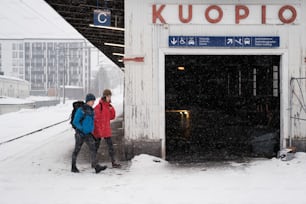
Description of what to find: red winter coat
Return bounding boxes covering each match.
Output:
[93,99,116,138]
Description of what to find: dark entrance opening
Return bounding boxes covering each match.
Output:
[165,55,280,161]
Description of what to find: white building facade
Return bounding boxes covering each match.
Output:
[124,0,306,160]
[0,39,91,96]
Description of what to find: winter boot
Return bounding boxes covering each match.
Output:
[112,162,121,168]
[95,164,107,173]
[71,165,80,173]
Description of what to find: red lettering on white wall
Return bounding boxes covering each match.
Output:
[262,5,266,24]
[235,5,249,24]
[152,4,166,23]
[151,4,298,25]
[205,5,223,24]
[179,5,192,23]
[278,5,297,24]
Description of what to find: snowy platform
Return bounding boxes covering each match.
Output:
[0,103,306,204]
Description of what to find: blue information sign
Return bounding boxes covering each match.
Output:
[94,9,111,26]
[169,36,279,48]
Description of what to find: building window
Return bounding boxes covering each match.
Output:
[13,52,18,58]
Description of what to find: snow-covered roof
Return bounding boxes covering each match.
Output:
[0,75,30,84]
[0,0,83,39]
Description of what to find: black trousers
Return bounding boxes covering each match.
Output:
[72,132,98,168]
[94,137,115,163]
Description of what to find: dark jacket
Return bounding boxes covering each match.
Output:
[72,104,94,135]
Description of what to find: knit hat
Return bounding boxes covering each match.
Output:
[103,89,112,97]
[85,93,96,103]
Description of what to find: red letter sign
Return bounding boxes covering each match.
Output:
[262,5,266,24]
[279,5,297,24]
[179,5,193,23]
[235,5,249,24]
[205,5,223,24]
[152,4,166,23]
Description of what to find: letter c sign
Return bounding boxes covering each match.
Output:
[94,9,111,26]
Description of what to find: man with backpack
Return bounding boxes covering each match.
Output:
[71,93,107,173]
[93,89,121,168]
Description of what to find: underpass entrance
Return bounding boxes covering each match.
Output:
[165,55,280,161]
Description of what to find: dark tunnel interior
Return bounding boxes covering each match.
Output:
[165,55,280,161]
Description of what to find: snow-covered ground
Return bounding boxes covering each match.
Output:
[0,99,306,204]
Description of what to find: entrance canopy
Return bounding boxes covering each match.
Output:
[45,0,124,68]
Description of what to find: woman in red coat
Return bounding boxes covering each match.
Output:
[93,89,121,168]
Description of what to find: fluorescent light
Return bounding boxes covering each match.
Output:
[118,59,123,62]
[113,53,125,57]
[104,42,125,48]
[89,24,125,31]
[178,66,185,71]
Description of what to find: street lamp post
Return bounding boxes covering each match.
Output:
[63,44,66,104]
[56,44,60,102]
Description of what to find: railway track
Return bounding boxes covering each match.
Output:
[0,119,69,146]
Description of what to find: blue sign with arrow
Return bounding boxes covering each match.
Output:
[169,36,279,48]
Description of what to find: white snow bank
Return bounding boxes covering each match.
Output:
[130,154,169,173]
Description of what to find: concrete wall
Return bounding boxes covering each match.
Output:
[124,0,162,157]
[0,103,34,115]
[34,100,59,108]
[125,0,306,157]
